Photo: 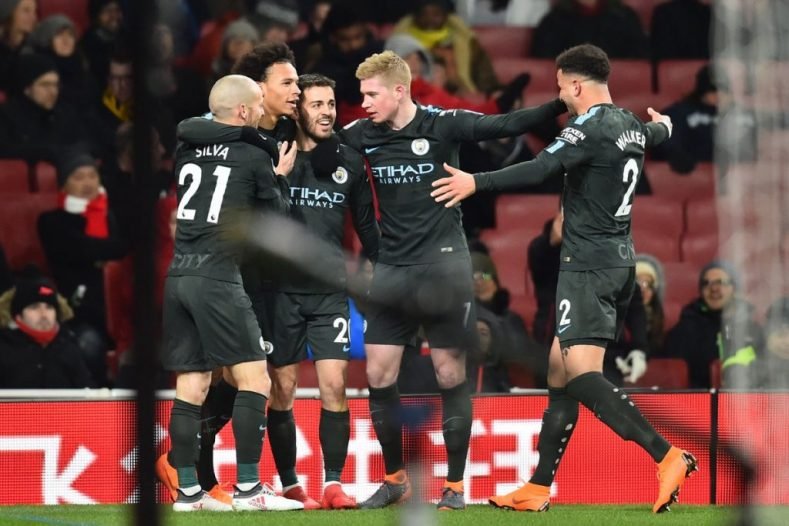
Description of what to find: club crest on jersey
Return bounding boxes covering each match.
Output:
[411,138,430,156]
[332,166,349,184]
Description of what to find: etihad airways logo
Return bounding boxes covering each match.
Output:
[289,186,347,208]
[370,163,434,185]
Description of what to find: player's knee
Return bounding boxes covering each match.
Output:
[319,379,347,410]
[175,371,212,405]
[366,360,398,388]
[434,363,466,390]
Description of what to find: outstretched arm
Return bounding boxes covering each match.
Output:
[645,107,672,147]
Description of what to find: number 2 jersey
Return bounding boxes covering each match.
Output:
[169,117,290,283]
[339,100,565,265]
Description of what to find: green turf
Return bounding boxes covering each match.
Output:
[1,504,786,526]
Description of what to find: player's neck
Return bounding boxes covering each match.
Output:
[576,88,613,115]
[387,99,418,131]
[259,111,282,131]
[296,129,318,152]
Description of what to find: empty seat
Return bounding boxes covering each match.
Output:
[633,229,680,261]
[685,198,718,235]
[644,162,715,202]
[631,358,689,389]
[33,162,58,193]
[0,159,29,193]
[495,194,560,230]
[297,360,319,388]
[681,231,719,265]
[616,91,675,121]
[38,0,90,35]
[663,300,684,332]
[656,59,708,99]
[475,26,533,59]
[661,261,700,308]
[506,362,536,388]
[607,60,652,98]
[0,193,58,270]
[492,58,555,90]
[632,195,684,239]
[346,360,367,389]
[480,229,530,296]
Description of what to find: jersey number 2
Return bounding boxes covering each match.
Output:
[615,158,639,217]
[177,163,231,223]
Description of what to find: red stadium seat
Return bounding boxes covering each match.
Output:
[685,198,718,235]
[475,26,533,59]
[0,193,58,270]
[681,231,719,265]
[495,194,560,230]
[480,229,531,296]
[632,196,684,239]
[644,162,716,202]
[656,59,708,100]
[0,159,30,193]
[506,362,536,388]
[346,360,367,389]
[492,58,555,90]
[661,261,699,308]
[297,360,319,388]
[631,358,689,389]
[663,300,683,331]
[508,293,537,332]
[33,162,58,193]
[38,0,90,35]
[616,91,675,121]
[633,229,680,261]
[607,60,652,98]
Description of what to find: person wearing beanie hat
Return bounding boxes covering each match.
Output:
[0,0,35,92]
[28,14,76,53]
[212,19,259,81]
[0,275,95,388]
[664,260,762,388]
[81,0,123,83]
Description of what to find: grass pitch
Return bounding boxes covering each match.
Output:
[1,504,782,526]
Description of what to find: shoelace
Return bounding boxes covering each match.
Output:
[260,483,279,496]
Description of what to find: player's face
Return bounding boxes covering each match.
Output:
[20,302,57,331]
[298,86,336,141]
[360,75,401,124]
[700,268,734,311]
[260,62,301,120]
[557,69,580,117]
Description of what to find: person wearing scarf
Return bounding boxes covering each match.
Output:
[0,275,95,388]
[37,152,127,385]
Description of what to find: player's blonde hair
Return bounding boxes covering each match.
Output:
[355,50,411,89]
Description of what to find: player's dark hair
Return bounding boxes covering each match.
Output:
[298,73,336,93]
[232,42,295,82]
[555,44,610,83]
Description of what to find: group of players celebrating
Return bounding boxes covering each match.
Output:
[155,41,698,513]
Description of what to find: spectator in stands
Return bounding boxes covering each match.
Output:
[531,0,648,59]
[755,297,789,389]
[304,2,383,125]
[155,0,201,57]
[528,211,650,385]
[471,251,543,375]
[0,275,95,388]
[247,0,299,44]
[81,0,123,83]
[385,32,531,114]
[0,53,94,162]
[393,0,500,96]
[26,14,99,108]
[650,0,711,61]
[101,123,171,243]
[211,19,259,84]
[0,0,36,92]
[652,64,757,175]
[635,254,666,355]
[291,0,331,68]
[38,151,127,384]
[149,23,207,124]
[470,306,512,393]
[456,0,551,27]
[664,260,762,388]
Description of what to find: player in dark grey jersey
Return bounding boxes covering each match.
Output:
[256,73,379,509]
[432,44,698,514]
[162,75,302,512]
[338,50,566,510]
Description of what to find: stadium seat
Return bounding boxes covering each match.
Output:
[346,360,367,389]
[622,0,662,34]
[480,229,531,296]
[685,198,718,235]
[632,196,684,239]
[710,359,721,389]
[607,60,652,98]
[506,362,536,388]
[656,59,708,100]
[492,58,555,90]
[633,229,680,261]
[644,162,716,202]
[0,193,58,270]
[663,300,683,331]
[616,91,675,121]
[495,194,560,230]
[508,293,537,332]
[475,26,532,59]
[661,261,700,308]
[631,358,689,389]
[297,360,320,389]
[681,231,719,265]
[0,159,30,193]
[33,162,58,193]
[38,0,90,35]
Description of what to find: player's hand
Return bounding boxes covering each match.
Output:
[275,140,297,176]
[647,107,673,138]
[430,163,477,208]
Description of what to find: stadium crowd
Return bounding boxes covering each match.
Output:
[0,0,786,394]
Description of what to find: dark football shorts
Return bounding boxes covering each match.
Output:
[162,275,267,371]
[554,267,635,347]
[364,257,477,350]
[257,291,351,367]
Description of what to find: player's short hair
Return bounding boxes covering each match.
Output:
[298,73,336,92]
[232,42,295,82]
[556,44,610,83]
[355,50,411,87]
